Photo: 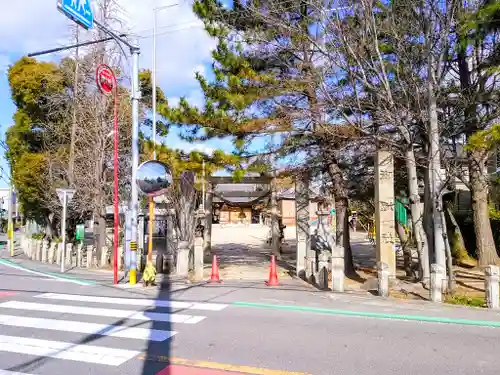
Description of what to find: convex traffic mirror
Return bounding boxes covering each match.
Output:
[136,160,173,196]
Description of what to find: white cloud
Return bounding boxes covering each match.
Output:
[0,0,220,155]
[0,0,215,93]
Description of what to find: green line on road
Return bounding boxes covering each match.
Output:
[232,301,500,328]
[0,258,96,286]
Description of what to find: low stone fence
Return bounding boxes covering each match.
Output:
[18,234,126,270]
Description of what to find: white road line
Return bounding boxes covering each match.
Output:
[0,370,36,375]
[0,335,139,366]
[36,293,228,311]
[0,314,176,341]
[0,301,206,324]
[0,260,93,286]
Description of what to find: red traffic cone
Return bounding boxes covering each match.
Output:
[265,254,279,286]
[208,254,222,283]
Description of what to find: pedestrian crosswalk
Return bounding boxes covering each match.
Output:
[0,292,228,373]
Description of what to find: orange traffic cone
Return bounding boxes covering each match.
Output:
[265,254,279,286]
[208,254,222,283]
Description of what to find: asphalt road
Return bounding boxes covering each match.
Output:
[0,256,499,375]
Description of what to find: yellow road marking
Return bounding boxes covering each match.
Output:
[138,355,312,375]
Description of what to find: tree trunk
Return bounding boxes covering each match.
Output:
[44,214,56,240]
[445,205,469,262]
[425,54,448,272]
[405,147,430,282]
[440,207,454,293]
[423,165,434,260]
[469,149,498,265]
[396,221,412,277]
[327,162,355,275]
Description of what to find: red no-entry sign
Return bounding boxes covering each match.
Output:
[96,64,115,95]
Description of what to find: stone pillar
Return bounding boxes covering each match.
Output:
[270,176,280,257]
[117,246,124,271]
[375,149,396,277]
[41,240,49,263]
[66,243,73,266]
[86,245,93,268]
[35,240,42,261]
[377,261,389,297]
[176,241,190,277]
[27,239,33,259]
[194,232,204,281]
[331,249,345,293]
[485,265,499,309]
[77,243,83,268]
[57,243,64,264]
[48,243,56,264]
[295,172,310,279]
[317,251,330,290]
[316,208,335,251]
[165,209,176,274]
[100,246,109,267]
[138,214,145,259]
[203,183,213,255]
[430,263,445,302]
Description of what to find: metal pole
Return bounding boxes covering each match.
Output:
[129,40,140,285]
[113,83,119,285]
[8,184,13,257]
[60,192,67,273]
[152,9,157,160]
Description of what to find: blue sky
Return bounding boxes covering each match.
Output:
[0,0,255,188]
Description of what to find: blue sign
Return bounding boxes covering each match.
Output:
[57,0,94,30]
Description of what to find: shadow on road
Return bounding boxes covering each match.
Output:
[141,277,173,375]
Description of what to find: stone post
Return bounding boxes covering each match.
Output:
[176,241,190,277]
[203,183,213,255]
[41,240,49,263]
[194,232,204,281]
[165,209,176,274]
[66,243,73,266]
[377,261,389,297]
[48,242,56,264]
[86,245,93,268]
[138,213,145,256]
[331,248,345,293]
[485,265,499,309]
[27,239,33,259]
[57,243,64,265]
[270,176,280,257]
[295,171,310,279]
[374,149,396,277]
[117,246,124,271]
[316,208,335,252]
[430,263,445,302]
[317,251,330,290]
[100,246,109,267]
[35,240,42,261]
[77,243,83,268]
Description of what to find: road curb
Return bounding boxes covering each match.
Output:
[232,301,500,328]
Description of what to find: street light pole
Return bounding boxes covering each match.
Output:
[129,40,140,285]
[152,3,178,160]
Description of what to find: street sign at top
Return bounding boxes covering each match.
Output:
[57,0,94,30]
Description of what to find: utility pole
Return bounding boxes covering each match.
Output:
[129,40,140,285]
[68,26,80,185]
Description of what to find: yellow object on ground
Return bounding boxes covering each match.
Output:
[142,262,156,286]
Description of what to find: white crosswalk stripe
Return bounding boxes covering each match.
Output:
[0,292,228,372]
